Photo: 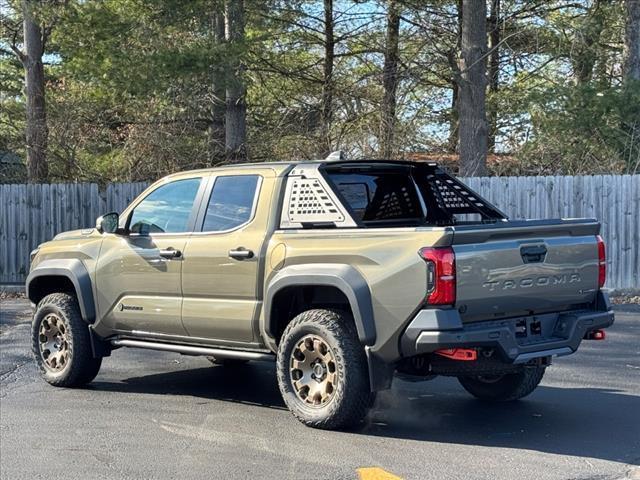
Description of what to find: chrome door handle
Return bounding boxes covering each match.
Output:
[228,247,254,260]
[159,248,182,259]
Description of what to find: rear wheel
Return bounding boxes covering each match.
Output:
[457,366,546,401]
[276,309,373,430]
[31,293,102,387]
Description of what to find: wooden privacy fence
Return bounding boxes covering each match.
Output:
[461,175,639,290]
[1,175,639,289]
[1,182,149,284]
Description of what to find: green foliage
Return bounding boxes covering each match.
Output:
[516,81,640,174]
[1,0,638,183]
[0,56,25,159]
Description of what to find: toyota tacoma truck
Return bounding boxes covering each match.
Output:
[27,157,614,429]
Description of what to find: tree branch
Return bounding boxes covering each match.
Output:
[9,42,25,64]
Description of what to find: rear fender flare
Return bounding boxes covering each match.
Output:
[263,264,375,346]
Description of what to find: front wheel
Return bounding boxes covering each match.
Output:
[31,293,102,387]
[276,309,373,430]
[457,366,546,401]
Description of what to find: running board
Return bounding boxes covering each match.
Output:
[110,339,275,362]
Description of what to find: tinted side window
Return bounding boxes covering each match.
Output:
[202,175,260,232]
[129,178,201,234]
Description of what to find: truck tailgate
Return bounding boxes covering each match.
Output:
[451,219,601,321]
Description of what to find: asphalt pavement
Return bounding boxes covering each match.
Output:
[1,297,639,480]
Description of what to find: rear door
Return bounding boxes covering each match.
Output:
[180,170,274,344]
[95,176,205,336]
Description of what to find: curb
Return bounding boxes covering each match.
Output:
[0,285,25,294]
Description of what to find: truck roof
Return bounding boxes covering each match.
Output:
[164,158,440,180]
[163,161,295,179]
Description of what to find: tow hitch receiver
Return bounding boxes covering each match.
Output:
[434,348,478,361]
[585,329,606,340]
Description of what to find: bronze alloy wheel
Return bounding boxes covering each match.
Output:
[38,313,70,372]
[277,309,373,429]
[31,293,102,387]
[289,334,339,407]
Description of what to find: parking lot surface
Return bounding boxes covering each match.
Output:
[1,298,639,480]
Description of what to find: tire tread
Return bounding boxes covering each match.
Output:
[276,309,372,430]
[458,366,545,401]
[32,293,102,387]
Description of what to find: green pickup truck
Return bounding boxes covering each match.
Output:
[27,157,614,429]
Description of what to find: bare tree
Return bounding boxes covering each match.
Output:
[224,0,247,162]
[446,80,459,153]
[624,0,640,82]
[487,0,500,153]
[9,1,49,181]
[457,0,488,176]
[208,8,226,164]
[446,0,462,154]
[380,0,400,159]
[320,0,335,157]
[623,0,640,171]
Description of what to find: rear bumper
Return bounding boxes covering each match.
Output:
[401,292,615,364]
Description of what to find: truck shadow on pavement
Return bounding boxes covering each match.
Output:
[366,380,640,466]
[91,363,288,411]
[90,362,640,466]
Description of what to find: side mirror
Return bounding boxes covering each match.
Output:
[96,212,120,234]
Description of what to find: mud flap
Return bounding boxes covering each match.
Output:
[365,346,394,391]
[88,326,112,358]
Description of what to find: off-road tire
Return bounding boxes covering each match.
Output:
[276,309,373,430]
[457,366,546,401]
[31,293,102,387]
[206,356,249,367]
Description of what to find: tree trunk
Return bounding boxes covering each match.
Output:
[447,81,459,153]
[208,9,226,165]
[320,0,334,157]
[624,0,640,82]
[224,0,247,162]
[23,1,48,182]
[447,1,462,154]
[380,0,400,159]
[487,0,500,153]
[457,0,488,176]
[573,0,608,85]
[623,0,640,172]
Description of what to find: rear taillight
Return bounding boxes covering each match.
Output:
[596,235,606,288]
[419,246,456,305]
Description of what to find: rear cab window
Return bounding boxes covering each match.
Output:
[326,168,425,226]
[321,162,506,228]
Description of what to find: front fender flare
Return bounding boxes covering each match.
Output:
[263,264,375,346]
[26,259,96,323]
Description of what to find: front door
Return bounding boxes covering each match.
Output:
[181,172,271,344]
[94,176,205,337]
